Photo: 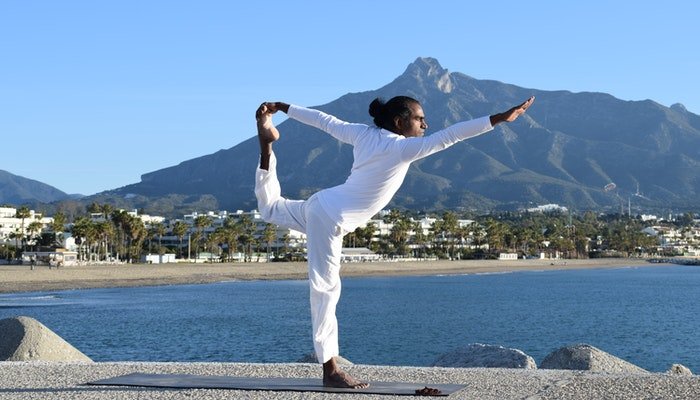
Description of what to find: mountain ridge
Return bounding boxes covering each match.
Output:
[7,57,700,217]
[0,170,80,206]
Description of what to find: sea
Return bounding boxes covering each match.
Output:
[1,265,698,372]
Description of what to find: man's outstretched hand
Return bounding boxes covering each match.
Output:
[490,96,535,126]
[255,102,290,120]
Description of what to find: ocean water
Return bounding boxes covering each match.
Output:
[1,265,698,372]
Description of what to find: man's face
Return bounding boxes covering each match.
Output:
[396,103,428,137]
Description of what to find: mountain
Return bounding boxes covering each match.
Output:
[89,57,700,216]
[0,170,76,205]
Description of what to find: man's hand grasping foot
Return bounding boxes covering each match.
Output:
[256,102,284,170]
[256,102,280,144]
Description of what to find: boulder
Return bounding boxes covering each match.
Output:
[540,344,646,373]
[296,353,353,365]
[0,316,92,362]
[431,343,537,369]
[667,364,693,376]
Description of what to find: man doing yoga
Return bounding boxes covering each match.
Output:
[254,95,534,388]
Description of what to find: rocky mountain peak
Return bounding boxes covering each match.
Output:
[671,103,687,113]
[404,57,453,93]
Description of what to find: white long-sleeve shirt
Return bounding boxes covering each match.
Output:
[287,104,494,232]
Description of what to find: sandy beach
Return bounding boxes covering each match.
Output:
[0,258,659,294]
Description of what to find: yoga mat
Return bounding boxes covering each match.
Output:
[88,372,466,396]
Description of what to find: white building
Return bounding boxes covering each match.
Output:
[527,204,568,213]
[0,206,54,244]
[160,209,307,260]
[21,249,78,267]
[141,253,177,264]
[341,247,381,262]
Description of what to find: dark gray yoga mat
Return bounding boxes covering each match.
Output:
[88,372,466,396]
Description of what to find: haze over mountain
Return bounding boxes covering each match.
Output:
[9,57,700,217]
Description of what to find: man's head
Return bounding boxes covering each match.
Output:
[369,96,428,137]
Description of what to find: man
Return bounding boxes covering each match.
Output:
[254,95,534,388]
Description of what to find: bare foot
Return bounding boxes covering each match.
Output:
[256,103,280,170]
[256,103,280,145]
[323,370,370,389]
[322,358,369,389]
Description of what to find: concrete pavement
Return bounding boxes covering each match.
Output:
[1,361,699,399]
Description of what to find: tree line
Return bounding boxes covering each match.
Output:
[344,209,667,260]
[3,203,690,263]
[2,203,280,263]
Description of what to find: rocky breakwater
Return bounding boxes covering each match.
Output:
[0,316,92,362]
[540,344,648,373]
[432,343,537,369]
[432,342,693,375]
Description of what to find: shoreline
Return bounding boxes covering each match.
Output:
[0,258,668,294]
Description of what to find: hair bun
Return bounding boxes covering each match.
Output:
[368,98,385,118]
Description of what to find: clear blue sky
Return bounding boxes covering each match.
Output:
[2,1,698,196]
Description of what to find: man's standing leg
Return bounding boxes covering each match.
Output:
[305,198,368,389]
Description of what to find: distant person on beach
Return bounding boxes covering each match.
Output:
[254,95,534,388]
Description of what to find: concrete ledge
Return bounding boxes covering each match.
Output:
[1,361,699,399]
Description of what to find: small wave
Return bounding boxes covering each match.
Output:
[23,295,60,300]
[0,293,70,307]
[473,270,518,276]
[435,270,518,277]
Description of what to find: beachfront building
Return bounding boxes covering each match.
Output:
[341,247,381,262]
[157,209,307,261]
[89,209,165,225]
[498,252,519,260]
[527,204,569,213]
[20,249,79,267]
[0,206,54,247]
[141,253,177,264]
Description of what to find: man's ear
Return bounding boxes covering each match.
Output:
[393,116,403,133]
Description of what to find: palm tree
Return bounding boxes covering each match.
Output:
[8,231,20,260]
[193,215,212,260]
[381,209,410,257]
[71,216,93,261]
[189,231,202,260]
[262,223,277,260]
[222,216,242,261]
[14,206,31,253]
[153,222,166,254]
[124,215,146,263]
[467,221,486,253]
[87,202,102,214]
[110,210,131,262]
[237,215,256,262]
[101,204,115,222]
[411,220,429,259]
[355,222,376,250]
[205,229,224,262]
[485,218,511,256]
[281,233,291,256]
[26,220,44,251]
[51,211,67,247]
[431,211,459,259]
[90,220,109,261]
[171,221,189,259]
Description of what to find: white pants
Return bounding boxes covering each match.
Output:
[255,152,344,364]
